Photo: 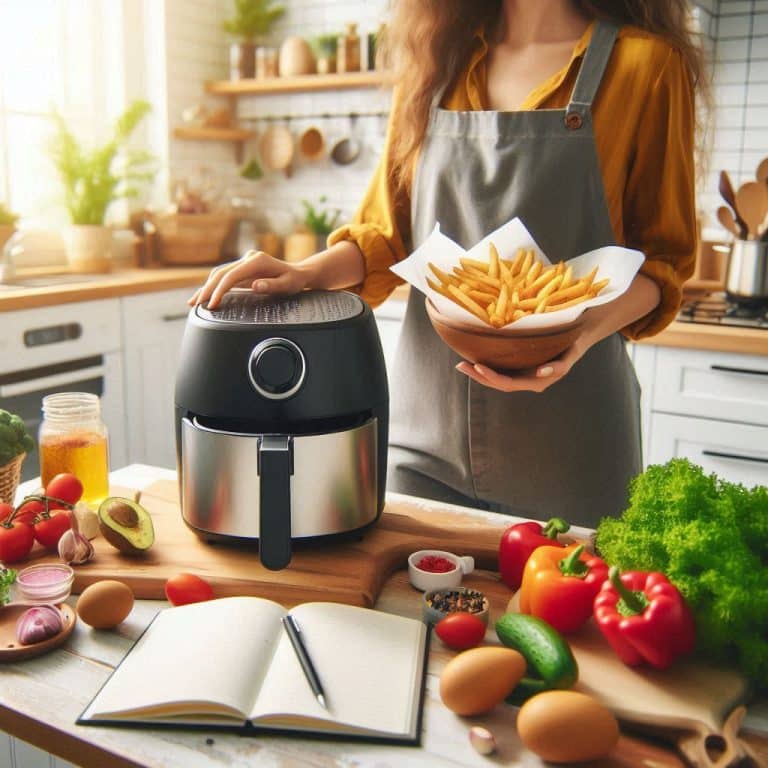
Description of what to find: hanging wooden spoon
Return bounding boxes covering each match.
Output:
[757,157,768,186]
[716,206,740,238]
[719,170,749,238]
[735,181,768,239]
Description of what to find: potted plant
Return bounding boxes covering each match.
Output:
[224,0,285,80]
[0,409,34,505]
[0,203,19,255]
[311,34,339,74]
[284,197,341,263]
[48,100,156,272]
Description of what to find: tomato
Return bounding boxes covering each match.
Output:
[434,612,487,650]
[165,573,214,606]
[33,510,72,550]
[13,498,44,526]
[45,473,83,506]
[0,503,13,524]
[0,518,35,564]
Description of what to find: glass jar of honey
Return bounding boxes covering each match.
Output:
[39,393,109,505]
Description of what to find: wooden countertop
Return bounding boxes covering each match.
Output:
[1,270,766,357]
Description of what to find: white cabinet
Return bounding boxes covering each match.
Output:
[121,288,191,469]
[637,345,768,487]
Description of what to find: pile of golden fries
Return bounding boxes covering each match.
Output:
[427,243,609,328]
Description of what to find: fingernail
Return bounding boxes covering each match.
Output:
[255,280,268,292]
[537,366,554,378]
[474,364,488,376]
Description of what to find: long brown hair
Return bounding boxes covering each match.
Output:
[380,0,712,192]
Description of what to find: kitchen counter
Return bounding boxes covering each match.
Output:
[1,270,766,357]
[1,464,767,768]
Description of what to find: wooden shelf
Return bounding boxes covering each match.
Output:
[172,126,255,163]
[205,70,388,96]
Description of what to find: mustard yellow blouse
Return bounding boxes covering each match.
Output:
[328,23,697,339]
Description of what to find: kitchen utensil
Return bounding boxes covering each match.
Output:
[735,181,768,239]
[258,124,294,175]
[408,549,475,591]
[719,171,748,239]
[330,114,361,165]
[175,290,389,571]
[426,298,586,371]
[716,206,740,238]
[725,239,768,304]
[756,157,768,186]
[298,126,325,161]
[0,603,76,663]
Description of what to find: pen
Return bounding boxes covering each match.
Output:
[281,614,328,711]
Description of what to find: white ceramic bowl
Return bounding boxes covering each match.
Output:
[407,549,475,592]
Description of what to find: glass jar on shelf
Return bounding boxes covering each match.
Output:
[337,23,361,74]
[39,392,110,505]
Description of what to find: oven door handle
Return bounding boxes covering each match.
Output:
[0,365,106,398]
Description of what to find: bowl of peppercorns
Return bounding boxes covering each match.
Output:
[422,586,490,626]
[408,549,475,592]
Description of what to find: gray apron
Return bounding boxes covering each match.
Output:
[387,20,642,528]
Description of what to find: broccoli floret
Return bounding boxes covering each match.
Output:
[596,458,768,688]
[0,409,34,465]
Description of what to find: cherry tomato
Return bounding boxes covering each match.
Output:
[45,473,83,506]
[0,503,13,524]
[0,518,35,564]
[165,573,214,606]
[33,510,72,551]
[13,498,44,526]
[434,612,487,650]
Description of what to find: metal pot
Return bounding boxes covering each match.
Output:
[725,240,768,304]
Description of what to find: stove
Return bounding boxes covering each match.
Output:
[677,293,768,329]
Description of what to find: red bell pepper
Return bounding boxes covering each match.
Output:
[498,517,570,590]
[593,567,696,670]
[518,543,609,634]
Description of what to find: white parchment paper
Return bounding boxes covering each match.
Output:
[390,218,645,330]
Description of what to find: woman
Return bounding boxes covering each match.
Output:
[190,1,708,528]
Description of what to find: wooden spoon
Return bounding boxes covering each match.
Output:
[716,206,740,238]
[719,171,749,238]
[757,157,768,186]
[735,181,768,239]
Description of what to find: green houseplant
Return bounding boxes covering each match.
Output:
[48,99,155,270]
[284,197,341,263]
[301,197,341,236]
[0,203,19,254]
[311,34,339,74]
[224,0,285,79]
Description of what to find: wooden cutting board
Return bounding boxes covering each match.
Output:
[35,479,504,605]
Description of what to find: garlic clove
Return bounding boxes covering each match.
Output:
[58,528,95,565]
[469,725,496,755]
[16,604,64,645]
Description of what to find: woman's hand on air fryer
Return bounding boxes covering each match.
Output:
[188,250,312,309]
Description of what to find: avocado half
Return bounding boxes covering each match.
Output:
[98,497,155,555]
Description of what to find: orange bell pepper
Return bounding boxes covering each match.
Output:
[519,543,609,634]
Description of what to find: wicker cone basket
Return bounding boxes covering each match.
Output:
[0,452,25,506]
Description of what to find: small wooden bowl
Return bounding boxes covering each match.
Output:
[426,299,586,371]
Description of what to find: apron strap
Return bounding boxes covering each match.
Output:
[564,19,621,130]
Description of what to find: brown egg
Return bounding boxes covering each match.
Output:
[76,580,134,629]
[517,690,620,763]
[440,646,526,716]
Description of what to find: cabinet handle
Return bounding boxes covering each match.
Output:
[702,450,768,465]
[710,364,768,377]
[161,313,189,323]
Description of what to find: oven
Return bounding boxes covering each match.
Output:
[0,299,127,483]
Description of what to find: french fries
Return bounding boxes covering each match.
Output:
[428,243,609,328]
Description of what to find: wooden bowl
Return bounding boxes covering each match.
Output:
[426,299,585,371]
[259,125,294,172]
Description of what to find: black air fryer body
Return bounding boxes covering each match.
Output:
[174,290,389,570]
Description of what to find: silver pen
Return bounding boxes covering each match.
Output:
[281,614,328,710]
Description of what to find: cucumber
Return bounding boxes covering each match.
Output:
[494,612,578,703]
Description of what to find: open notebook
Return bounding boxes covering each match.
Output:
[78,596,429,744]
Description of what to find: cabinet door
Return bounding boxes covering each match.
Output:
[648,412,768,487]
[653,347,768,426]
[121,289,192,468]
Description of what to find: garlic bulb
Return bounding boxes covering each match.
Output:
[58,512,95,565]
[469,726,496,755]
[16,604,63,645]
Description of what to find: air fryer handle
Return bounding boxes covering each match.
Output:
[257,435,293,570]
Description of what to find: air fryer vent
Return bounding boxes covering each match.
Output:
[197,290,364,325]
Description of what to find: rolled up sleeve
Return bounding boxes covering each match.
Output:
[621,48,697,340]
[327,89,412,309]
